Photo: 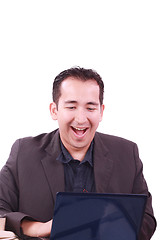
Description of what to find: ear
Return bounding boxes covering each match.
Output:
[100,104,105,122]
[50,102,58,120]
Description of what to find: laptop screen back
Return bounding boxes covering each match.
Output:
[50,192,147,240]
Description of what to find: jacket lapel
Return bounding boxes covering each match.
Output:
[93,132,113,193]
[41,130,65,202]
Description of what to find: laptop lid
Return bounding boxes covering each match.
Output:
[50,192,147,240]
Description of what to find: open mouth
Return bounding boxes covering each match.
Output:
[71,126,88,137]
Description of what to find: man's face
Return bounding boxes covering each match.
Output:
[50,77,104,155]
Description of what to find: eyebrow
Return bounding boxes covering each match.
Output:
[64,100,99,105]
[87,102,99,106]
[64,100,77,104]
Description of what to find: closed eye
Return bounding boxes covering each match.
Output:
[87,107,96,111]
[66,106,76,110]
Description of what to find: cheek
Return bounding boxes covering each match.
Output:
[89,114,102,128]
[58,111,74,125]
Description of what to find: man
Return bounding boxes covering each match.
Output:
[0,67,156,239]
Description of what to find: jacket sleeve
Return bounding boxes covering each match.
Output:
[132,144,157,240]
[0,140,35,237]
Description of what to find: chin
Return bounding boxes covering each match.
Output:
[72,141,90,149]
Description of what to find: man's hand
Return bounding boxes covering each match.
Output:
[21,219,52,237]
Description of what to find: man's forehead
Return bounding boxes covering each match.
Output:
[58,77,100,105]
[60,77,99,94]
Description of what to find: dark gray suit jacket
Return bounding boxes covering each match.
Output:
[0,129,156,239]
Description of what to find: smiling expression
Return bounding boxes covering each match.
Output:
[50,77,104,158]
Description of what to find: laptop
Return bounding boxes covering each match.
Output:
[50,192,147,240]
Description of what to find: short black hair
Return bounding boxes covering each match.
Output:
[52,67,104,106]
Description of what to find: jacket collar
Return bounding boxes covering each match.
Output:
[93,132,113,193]
[41,130,65,202]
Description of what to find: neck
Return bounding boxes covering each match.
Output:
[70,150,86,161]
[62,143,90,162]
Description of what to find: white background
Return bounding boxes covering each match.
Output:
[0,1,159,239]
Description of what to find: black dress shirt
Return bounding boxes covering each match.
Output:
[56,141,96,193]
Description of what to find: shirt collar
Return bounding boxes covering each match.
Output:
[57,140,94,167]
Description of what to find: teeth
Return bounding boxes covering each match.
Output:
[74,127,86,131]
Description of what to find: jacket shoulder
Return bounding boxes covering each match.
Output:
[18,129,59,150]
[95,132,136,149]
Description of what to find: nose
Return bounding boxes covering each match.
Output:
[74,108,87,124]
